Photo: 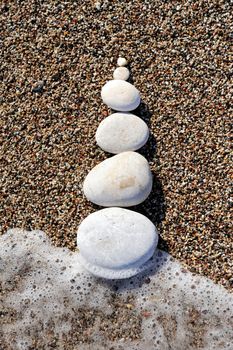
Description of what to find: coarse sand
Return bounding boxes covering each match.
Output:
[0,0,232,292]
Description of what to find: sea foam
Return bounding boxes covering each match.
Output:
[0,229,232,349]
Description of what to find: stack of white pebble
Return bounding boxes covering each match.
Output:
[77,58,159,279]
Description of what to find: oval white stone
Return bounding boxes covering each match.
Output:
[77,207,158,278]
[83,151,153,207]
[96,113,149,154]
[113,67,130,80]
[101,80,140,111]
[117,57,128,66]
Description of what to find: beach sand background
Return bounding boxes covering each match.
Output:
[0,0,232,289]
[0,1,233,349]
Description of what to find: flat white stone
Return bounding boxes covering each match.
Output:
[83,151,153,207]
[77,207,158,278]
[117,57,128,66]
[101,80,140,111]
[96,113,149,154]
[113,67,130,80]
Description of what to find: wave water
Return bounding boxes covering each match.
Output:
[0,229,232,349]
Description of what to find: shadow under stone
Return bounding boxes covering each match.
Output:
[96,249,172,293]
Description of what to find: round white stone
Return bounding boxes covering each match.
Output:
[117,57,128,66]
[113,67,130,80]
[83,151,153,207]
[101,80,140,111]
[96,113,149,154]
[77,208,158,278]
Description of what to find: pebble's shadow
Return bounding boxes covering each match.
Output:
[96,249,172,293]
[132,101,166,223]
[129,64,167,252]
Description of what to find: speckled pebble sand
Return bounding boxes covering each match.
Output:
[0,0,232,295]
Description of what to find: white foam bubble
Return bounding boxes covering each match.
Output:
[1,229,232,349]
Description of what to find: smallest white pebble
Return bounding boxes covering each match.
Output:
[117,57,128,66]
[113,67,130,81]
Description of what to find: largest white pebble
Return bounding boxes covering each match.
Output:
[83,151,153,207]
[101,80,140,111]
[96,113,149,154]
[77,207,158,279]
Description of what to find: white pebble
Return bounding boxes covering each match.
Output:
[101,80,140,111]
[113,67,130,80]
[96,112,149,154]
[77,207,158,279]
[117,57,128,66]
[83,151,153,207]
